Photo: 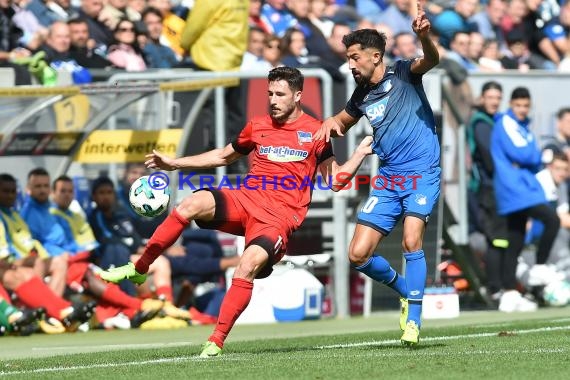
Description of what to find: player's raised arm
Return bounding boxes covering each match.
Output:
[314,110,360,142]
[410,1,439,74]
[144,144,244,171]
[319,136,373,191]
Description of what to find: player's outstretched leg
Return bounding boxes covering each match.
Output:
[401,250,426,346]
[200,277,253,358]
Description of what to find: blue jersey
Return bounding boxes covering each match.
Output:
[345,60,440,172]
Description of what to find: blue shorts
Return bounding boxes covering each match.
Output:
[357,167,441,235]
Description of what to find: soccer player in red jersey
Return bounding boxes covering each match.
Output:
[101,66,372,357]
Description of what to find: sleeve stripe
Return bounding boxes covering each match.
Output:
[231,141,253,155]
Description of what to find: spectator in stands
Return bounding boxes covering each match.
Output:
[327,22,351,70]
[49,174,192,328]
[309,0,335,38]
[249,0,270,33]
[0,253,94,332]
[140,7,178,69]
[147,0,187,60]
[68,17,112,69]
[500,29,538,71]
[544,1,570,59]
[263,34,284,68]
[446,31,478,72]
[11,0,48,51]
[0,172,68,297]
[467,81,508,302]
[99,0,141,32]
[543,107,570,162]
[241,26,272,72]
[355,0,388,25]
[520,152,569,290]
[529,153,570,287]
[392,31,419,61]
[279,27,315,68]
[260,0,298,37]
[491,87,560,312]
[469,0,507,41]
[36,20,91,83]
[107,18,147,71]
[77,0,113,54]
[500,0,560,69]
[88,176,176,303]
[374,0,414,35]
[432,0,478,49]
[0,0,33,85]
[478,38,504,71]
[375,23,395,63]
[468,31,485,63]
[26,0,76,27]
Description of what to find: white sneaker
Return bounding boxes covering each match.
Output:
[103,313,132,330]
[516,295,538,312]
[498,290,537,312]
[528,264,564,286]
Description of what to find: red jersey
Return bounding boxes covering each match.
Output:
[231,113,333,229]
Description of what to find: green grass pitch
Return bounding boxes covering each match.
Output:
[1,307,569,379]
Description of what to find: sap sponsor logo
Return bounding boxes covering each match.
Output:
[259,145,309,162]
[365,97,389,123]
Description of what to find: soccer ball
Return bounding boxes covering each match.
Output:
[129,175,171,217]
[542,280,570,307]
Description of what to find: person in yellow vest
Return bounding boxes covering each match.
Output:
[148,0,189,59]
[180,0,249,71]
[0,174,68,297]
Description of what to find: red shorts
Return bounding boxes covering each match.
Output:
[66,261,90,286]
[195,189,295,278]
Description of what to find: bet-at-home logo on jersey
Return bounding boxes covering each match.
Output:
[366,97,390,123]
[259,145,309,162]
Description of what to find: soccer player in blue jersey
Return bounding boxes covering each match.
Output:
[315,3,440,345]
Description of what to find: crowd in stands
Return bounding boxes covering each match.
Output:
[1,164,239,336]
[2,0,570,332]
[1,0,569,86]
[468,82,570,312]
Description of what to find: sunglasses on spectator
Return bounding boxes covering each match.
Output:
[118,27,135,32]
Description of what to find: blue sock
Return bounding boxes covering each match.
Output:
[404,250,427,327]
[354,255,407,297]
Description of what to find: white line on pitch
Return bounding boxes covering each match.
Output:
[31,341,194,351]
[315,325,570,349]
[1,325,568,377]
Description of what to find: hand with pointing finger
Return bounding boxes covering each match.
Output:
[412,2,431,39]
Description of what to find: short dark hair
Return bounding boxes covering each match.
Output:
[551,151,568,163]
[342,29,387,57]
[67,17,89,27]
[0,173,16,185]
[481,81,502,94]
[510,87,531,101]
[28,167,49,179]
[91,177,114,194]
[141,7,163,22]
[53,175,73,190]
[557,107,570,120]
[268,66,304,92]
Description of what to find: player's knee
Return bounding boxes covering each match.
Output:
[348,241,372,266]
[402,235,422,253]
